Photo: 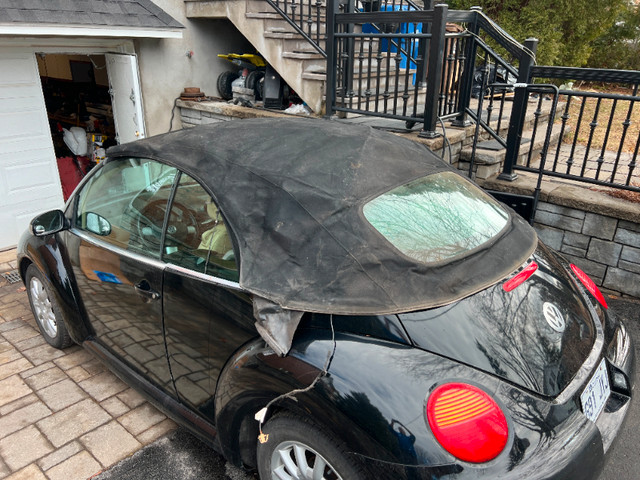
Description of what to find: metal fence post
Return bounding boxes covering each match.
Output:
[414,0,434,89]
[499,37,538,181]
[342,0,355,100]
[419,3,447,138]
[324,0,338,117]
[451,6,481,127]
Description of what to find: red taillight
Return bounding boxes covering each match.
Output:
[427,383,508,463]
[570,264,608,309]
[502,261,538,292]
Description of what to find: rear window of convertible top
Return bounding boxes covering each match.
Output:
[363,171,509,264]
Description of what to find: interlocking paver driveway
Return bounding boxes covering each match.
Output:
[0,249,176,480]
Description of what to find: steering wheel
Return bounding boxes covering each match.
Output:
[137,200,199,249]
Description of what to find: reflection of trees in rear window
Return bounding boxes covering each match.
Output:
[363,172,509,264]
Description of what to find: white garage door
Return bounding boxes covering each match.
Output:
[0,51,63,250]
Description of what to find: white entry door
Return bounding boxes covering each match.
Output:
[0,51,63,250]
[106,53,146,144]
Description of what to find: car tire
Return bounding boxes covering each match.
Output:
[256,413,367,480]
[217,70,238,101]
[25,264,73,349]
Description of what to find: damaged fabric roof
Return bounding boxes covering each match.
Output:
[107,118,537,318]
[0,0,183,31]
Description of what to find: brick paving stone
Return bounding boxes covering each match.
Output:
[0,425,54,471]
[0,249,16,265]
[65,365,92,383]
[99,396,130,418]
[0,347,22,368]
[1,326,39,345]
[36,399,111,448]
[44,451,101,480]
[0,394,38,416]
[13,334,46,351]
[0,320,24,333]
[0,304,32,323]
[18,361,55,379]
[117,388,146,409]
[0,339,14,354]
[38,379,87,412]
[81,421,141,467]
[0,291,31,306]
[79,371,128,402]
[0,375,33,408]
[22,366,66,391]
[83,359,106,376]
[0,358,33,382]
[37,441,82,472]
[0,401,51,439]
[5,464,47,480]
[52,348,91,371]
[20,344,65,366]
[118,403,166,436]
[0,458,9,478]
[136,418,177,445]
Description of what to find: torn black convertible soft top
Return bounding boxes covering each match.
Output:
[108,118,536,352]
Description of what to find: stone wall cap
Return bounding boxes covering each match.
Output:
[177,99,287,119]
[479,172,640,223]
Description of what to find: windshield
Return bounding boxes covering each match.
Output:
[363,172,509,264]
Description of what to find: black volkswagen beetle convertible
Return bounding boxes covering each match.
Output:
[18,118,634,479]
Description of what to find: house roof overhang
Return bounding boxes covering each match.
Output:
[0,0,184,39]
[0,24,183,39]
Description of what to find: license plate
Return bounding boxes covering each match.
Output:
[580,359,611,423]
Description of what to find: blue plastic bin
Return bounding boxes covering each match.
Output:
[361,5,422,72]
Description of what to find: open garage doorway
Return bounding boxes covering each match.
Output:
[37,52,146,201]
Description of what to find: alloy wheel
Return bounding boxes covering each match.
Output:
[30,277,57,338]
[271,440,342,480]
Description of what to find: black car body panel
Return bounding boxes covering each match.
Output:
[399,243,598,397]
[213,321,633,479]
[16,120,635,479]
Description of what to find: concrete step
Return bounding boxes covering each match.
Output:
[257,14,329,34]
[264,30,326,52]
[457,123,566,179]
[280,50,325,72]
[465,96,563,140]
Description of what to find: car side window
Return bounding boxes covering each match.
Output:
[75,158,177,258]
[162,173,239,282]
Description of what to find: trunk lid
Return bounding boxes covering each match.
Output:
[398,245,599,397]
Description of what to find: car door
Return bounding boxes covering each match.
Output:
[68,157,178,395]
[161,172,257,421]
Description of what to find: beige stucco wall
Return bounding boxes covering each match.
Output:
[135,0,253,136]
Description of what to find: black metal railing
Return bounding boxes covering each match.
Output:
[327,3,450,136]
[264,0,640,193]
[325,6,536,137]
[500,66,640,193]
[264,0,328,56]
[263,0,424,58]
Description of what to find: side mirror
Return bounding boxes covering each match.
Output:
[85,212,112,236]
[31,210,66,237]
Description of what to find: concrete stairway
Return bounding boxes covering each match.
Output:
[456,97,567,180]
[185,0,330,113]
[185,0,418,115]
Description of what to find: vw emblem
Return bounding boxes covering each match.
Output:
[543,302,565,333]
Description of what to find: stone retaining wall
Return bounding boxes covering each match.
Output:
[534,203,640,297]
